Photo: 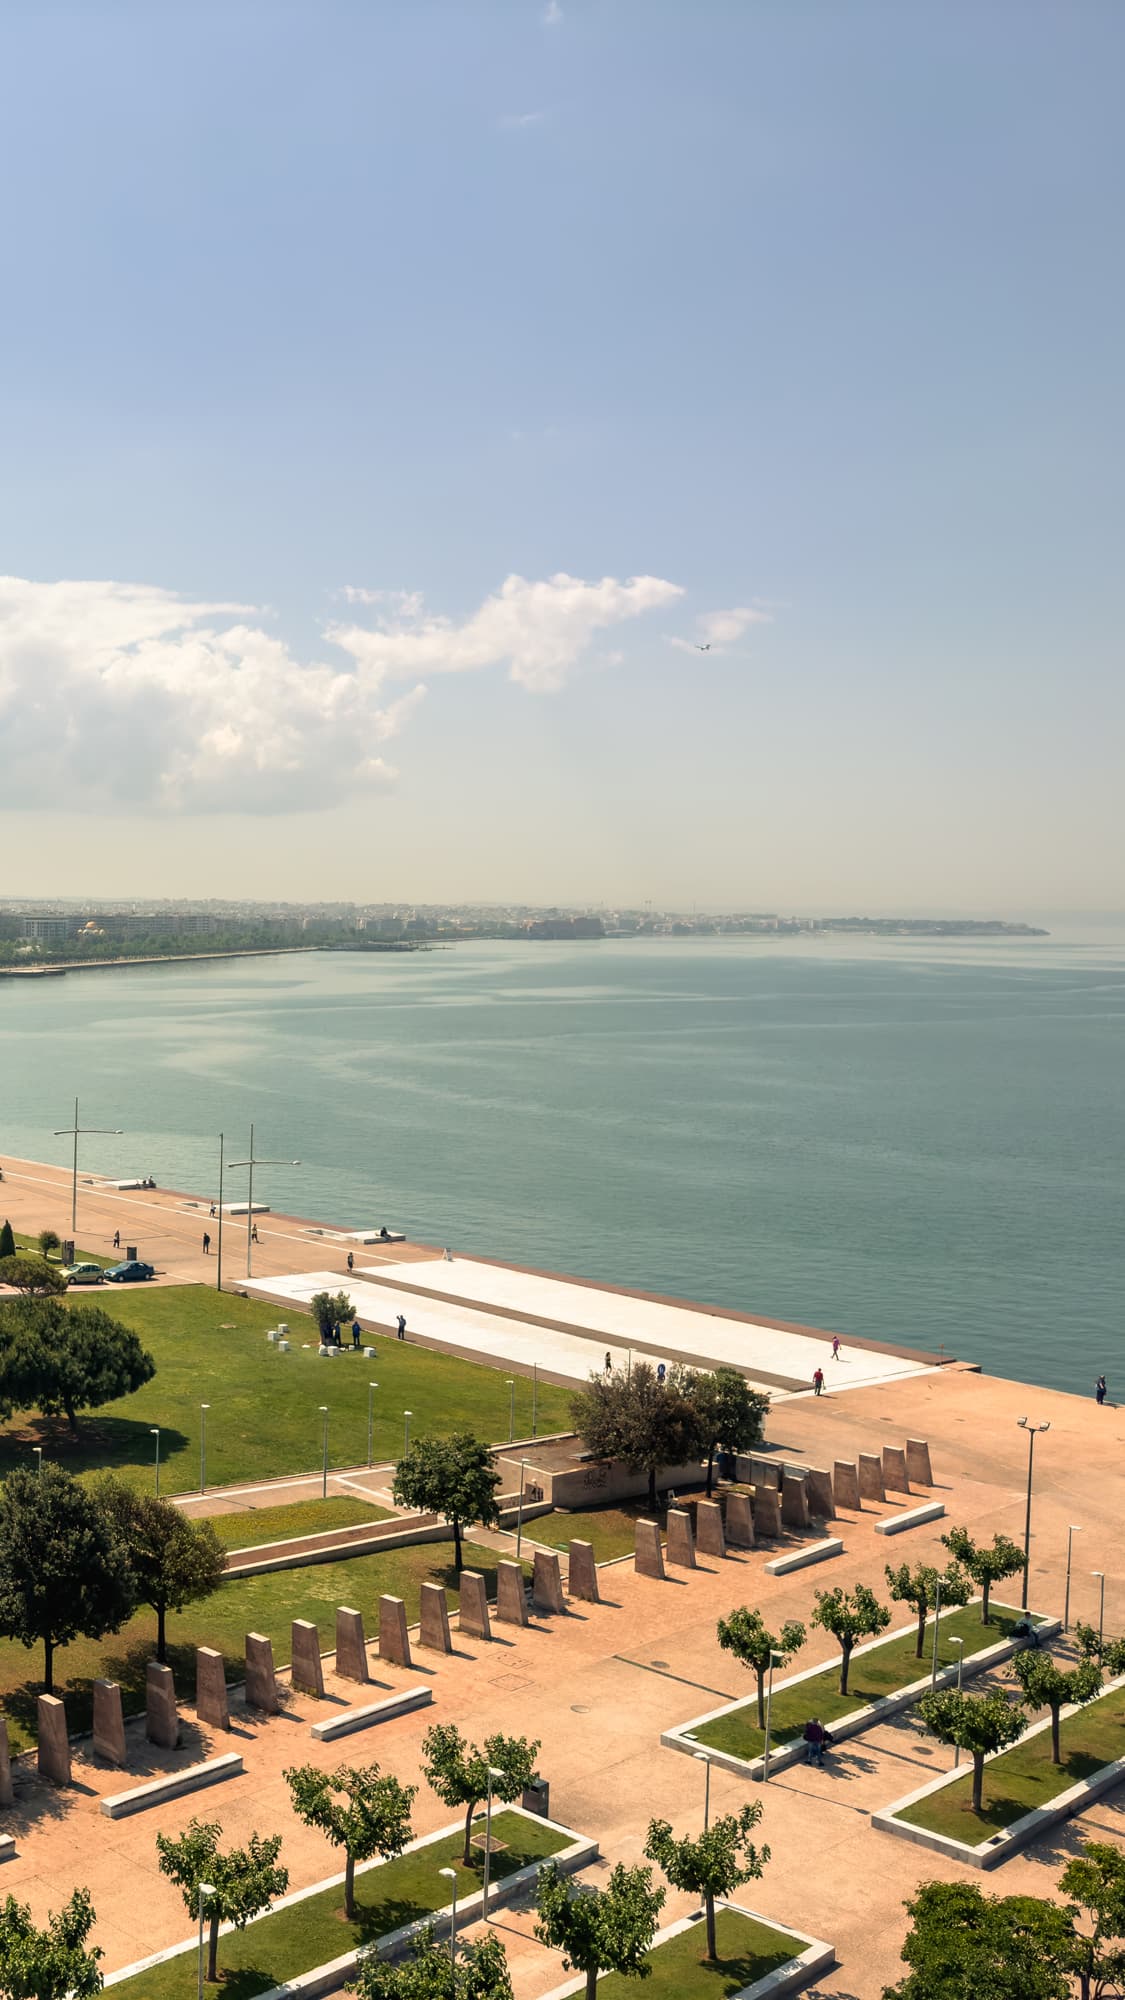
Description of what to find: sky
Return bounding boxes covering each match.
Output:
[1,0,1122,913]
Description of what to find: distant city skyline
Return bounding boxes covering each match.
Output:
[1,4,1122,910]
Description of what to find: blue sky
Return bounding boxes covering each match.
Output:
[2,2,1122,909]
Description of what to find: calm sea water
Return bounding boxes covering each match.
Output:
[1,931,1123,1396]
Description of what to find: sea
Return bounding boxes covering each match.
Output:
[1,926,1123,1397]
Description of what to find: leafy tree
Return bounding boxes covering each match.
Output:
[0,1299,155,1435]
[571,1361,704,1512]
[646,1804,769,1964]
[0,1255,67,1297]
[349,1926,513,2000]
[1075,1624,1125,1678]
[0,1222,15,1262]
[1059,1840,1125,2000]
[155,1820,288,1984]
[96,1482,225,1662]
[36,1230,61,1261]
[883,1880,1073,2000]
[715,1607,806,1727]
[421,1723,540,1867]
[0,1464,134,1690]
[811,1583,891,1695]
[534,1860,664,2000]
[941,1525,1025,1625]
[309,1290,353,1340]
[284,1762,415,1921]
[682,1368,769,1496]
[392,1433,500,1572]
[883,1560,971,1659]
[0,1887,103,2000]
[918,1687,1027,1814]
[1013,1649,1102,1765]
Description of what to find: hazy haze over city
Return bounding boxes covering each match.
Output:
[1,3,1122,911]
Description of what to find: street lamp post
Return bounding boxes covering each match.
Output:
[403,1411,412,1459]
[930,1576,944,1690]
[693,1750,712,1830]
[516,1458,527,1558]
[197,1882,216,2000]
[506,1380,515,1444]
[438,1868,458,1980]
[482,1763,505,1917]
[532,1362,539,1439]
[200,1405,209,1495]
[215,1133,224,1293]
[1016,1417,1050,1611]
[951,1638,964,1765]
[32,1446,42,1477]
[763,1651,782,1782]
[225,1124,301,1279]
[53,1097,123,1237]
[319,1408,329,1500]
[151,1427,161,1497]
[1064,1525,1082,1632]
[1093,1571,1106,1646]
[368,1382,378,1469]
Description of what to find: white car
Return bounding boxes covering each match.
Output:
[63,1262,104,1285]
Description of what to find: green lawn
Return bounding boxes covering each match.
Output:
[209,1496,393,1552]
[12,1231,113,1268]
[898,1681,1125,1846]
[528,1502,659,1564]
[0,1284,572,1494]
[0,1540,530,1751]
[690,1604,1032,1762]
[109,1810,569,2000]
[596,1909,801,1999]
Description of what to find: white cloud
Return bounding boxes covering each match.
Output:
[543,0,563,22]
[498,109,546,129]
[667,603,772,654]
[0,569,681,812]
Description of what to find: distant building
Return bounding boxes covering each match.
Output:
[19,915,79,943]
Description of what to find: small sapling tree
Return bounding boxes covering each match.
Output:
[0,1222,15,1261]
[349,1925,513,2000]
[96,1482,225,1662]
[646,1803,769,1964]
[941,1525,1025,1625]
[884,1560,971,1659]
[156,1820,288,1984]
[535,1860,664,2000]
[918,1687,1027,1814]
[0,1887,103,2000]
[36,1230,61,1261]
[309,1291,353,1341]
[284,1762,415,1922]
[1013,1649,1103,1765]
[811,1582,891,1695]
[393,1433,500,1572]
[716,1607,806,1727]
[421,1723,540,1867]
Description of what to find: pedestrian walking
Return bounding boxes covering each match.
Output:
[202,1231,211,1255]
[803,1717,827,1766]
[831,1336,841,1360]
[812,1367,825,1396]
[1096,1375,1107,1405]
[656,1361,667,1384]
[112,1229,120,1250]
[396,1313,406,1341]
[209,1202,216,1218]
[351,1318,362,1351]
[251,1222,259,1243]
[347,1251,354,1272]
[604,1351,612,1373]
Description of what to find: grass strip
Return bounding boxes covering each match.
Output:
[897,1681,1125,1845]
[109,1810,569,2000]
[691,1604,1031,1762]
[595,1909,802,1998]
[208,1496,394,1552]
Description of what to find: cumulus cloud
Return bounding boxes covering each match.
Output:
[0,569,681,812]
[667,603,772,654]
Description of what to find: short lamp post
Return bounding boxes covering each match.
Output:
[532,1361,539,1439]
[403,1411,412,1459]
[197,1881,215,2000]
[930,1575,944,1690]
[199,1404,210,1496]
[1064,1524,1082,1632]
[482,1763,505,1918]
[151,1427,161,1497]
[367,1382,378,1468]
[516,1458,527,1558]
[1016,1416,1050,1611]
[1093,1571,1106,1647]
[319,1407,329,1500]
[693,1749,712,1830]
[438,1867,458,1979]
[763,1651,782,1782]
[950,1638,964,1765]
[506,1380,515,1444]
[32,1446,42,1478]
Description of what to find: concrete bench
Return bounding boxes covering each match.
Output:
[310,1685,432,1742]
[0,1835,14,1862]
[100,1753,243,1819]
[764,1538,844,1576]
[874,1502,946,1536]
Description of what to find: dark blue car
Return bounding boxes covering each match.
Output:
[104,1259,155,1283]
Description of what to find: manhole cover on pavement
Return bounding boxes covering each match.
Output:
[571,1704,590,1714]
[650,1660,670,1669]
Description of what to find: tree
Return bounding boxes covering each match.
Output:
[421,1723,540,1867]
[646,1804,769,1964]
[1075,1624,1125,1677]
[392,1433,500,1572]
[811,1583,891,1695]
[941,1525,1024,1625]
[0,1222,15,1262]
[534,1860,664,2000]
[349,1926,513,2000]
[36,1230,61,1261]
[0,1255,67,1297]
[284,1762,415,1922]
[0,1464,134,1691]
[156,1820,288,1984]
[883,1880,1074,2000]
[715,1607,806,1727]
[0,1888,103,2000]
[883,1560,971,1659]
[95,1482,225,1662]
[309,1290,353,1340]
[683,1368,769,1496]
[1059,1840,1125,2000]
[918,1687,1027,1814]
[571,1361,704,1512]
[1013,1649,1102,1765]
[0,1299,156,1435]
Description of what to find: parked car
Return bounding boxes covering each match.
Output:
[104,1260,155,1283]
[62,1262,104,1285]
